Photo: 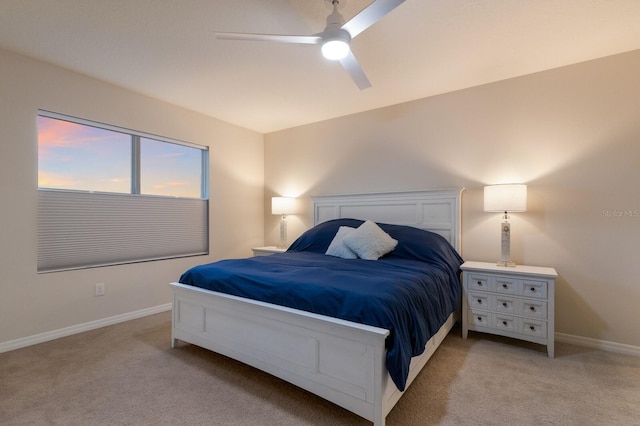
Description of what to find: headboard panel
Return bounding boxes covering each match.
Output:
[312,188,463,252]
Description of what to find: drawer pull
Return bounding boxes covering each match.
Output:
[502,321,507,326]
[502,302,508,307]
[477,299,483,304]
[477,281,483,286]
[529,306,536,312]
[530,325,536,331]
[477,317,483,322]
[530,287,536,293]
[502,284,508,289]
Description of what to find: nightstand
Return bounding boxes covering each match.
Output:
[251,246,287,257]
[461,261,557,357]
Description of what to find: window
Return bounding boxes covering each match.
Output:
[37,117,132,193]
[37,111,209,272]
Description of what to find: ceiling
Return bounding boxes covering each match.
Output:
[2,0,640,134]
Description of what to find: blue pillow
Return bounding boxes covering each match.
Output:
[376,222,464,289]
[377,222,463,267]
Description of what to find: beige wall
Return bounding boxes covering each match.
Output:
[0,49,264,344]
[265,50,640,348]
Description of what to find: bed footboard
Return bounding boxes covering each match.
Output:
[171,282,391,425]
[171,282,456,425]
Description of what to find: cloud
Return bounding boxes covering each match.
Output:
[38,116,128,162]
[38,171,77,188]
[149,181,199,198]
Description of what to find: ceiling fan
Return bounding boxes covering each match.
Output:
[214,0,406,90]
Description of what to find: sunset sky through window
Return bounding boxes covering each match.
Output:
[38,116,203,198]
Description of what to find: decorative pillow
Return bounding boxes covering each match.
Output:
[343,220,398,260]
[325,226,358,259]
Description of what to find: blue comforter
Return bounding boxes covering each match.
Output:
[180,219,462,391]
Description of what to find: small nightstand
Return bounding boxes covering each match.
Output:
[461,261,557,357]
[251,246,287,257]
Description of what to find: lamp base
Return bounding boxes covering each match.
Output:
[278,215,287,249]
[497,221,516,267]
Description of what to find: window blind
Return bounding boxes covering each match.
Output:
[38,189,208,272]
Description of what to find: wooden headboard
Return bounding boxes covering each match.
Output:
[312,188,463,252]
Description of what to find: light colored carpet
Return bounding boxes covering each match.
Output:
[1,311,639,425]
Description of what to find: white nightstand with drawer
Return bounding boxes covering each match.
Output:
[251,246,287,256]
[461,261,557,357]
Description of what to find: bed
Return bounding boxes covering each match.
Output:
[170,189,463,426]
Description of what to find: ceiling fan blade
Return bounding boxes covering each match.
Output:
[339,50,372,90]
[215,32,321,45]
[342,0,406,39]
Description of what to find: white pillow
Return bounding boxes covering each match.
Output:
[343,220,398,260]
[325,226,358,259]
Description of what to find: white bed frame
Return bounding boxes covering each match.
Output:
[170,188,463,426]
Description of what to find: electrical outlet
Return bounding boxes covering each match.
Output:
[95,283,105,297]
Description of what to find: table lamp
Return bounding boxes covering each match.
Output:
[484,184,527,267]
[272,197,297,248]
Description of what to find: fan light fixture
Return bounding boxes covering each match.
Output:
[322,38,350,60]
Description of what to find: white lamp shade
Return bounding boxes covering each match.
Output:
[484,184,527,212]
[272,197,297,215]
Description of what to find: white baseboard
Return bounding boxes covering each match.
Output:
[3,310,639,358]
[0,303,172,354]
[555,332,640,357]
